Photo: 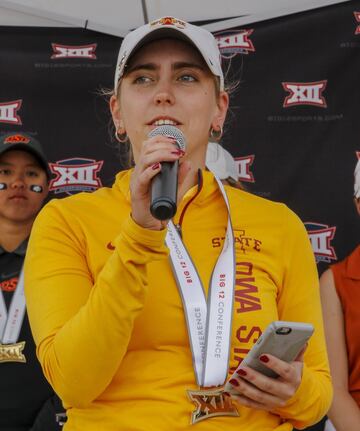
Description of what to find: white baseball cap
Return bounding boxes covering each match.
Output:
[354,158,360,198]
[114,16,224,94]
[206,142,238,182]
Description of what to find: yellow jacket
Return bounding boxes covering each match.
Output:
[24,170,332,431]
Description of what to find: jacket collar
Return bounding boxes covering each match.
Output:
[114,168,221,209]
[0,238,28,257]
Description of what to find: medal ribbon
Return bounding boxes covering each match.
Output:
[0,267,26,344]
[166,177,235,387]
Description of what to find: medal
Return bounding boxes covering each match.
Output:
[188,388,238,424]
[166,176,238,424]
[0,268,27,362]
[0,341,26,363]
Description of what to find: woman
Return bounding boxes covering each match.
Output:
[24,17,332,431]
[0,133,64,430]
[320,158,360,431]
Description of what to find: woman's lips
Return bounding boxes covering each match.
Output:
[9,195,27,200]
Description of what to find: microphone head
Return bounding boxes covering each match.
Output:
[148,125,186,151]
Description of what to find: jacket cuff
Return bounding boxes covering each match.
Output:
[272,364,331,429]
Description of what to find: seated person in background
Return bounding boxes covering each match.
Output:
[320,157,360,431]
[0,132,64,431]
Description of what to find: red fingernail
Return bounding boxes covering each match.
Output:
[223,392,231,397]
[259,355,269,363]
[151,163,160,170]
[171,150,182,155]
[229,379,239,387]
[237,369,247,377]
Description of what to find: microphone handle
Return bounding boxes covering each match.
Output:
[150,160,178,221]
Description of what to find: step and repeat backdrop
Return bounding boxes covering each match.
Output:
[0,0,359,278]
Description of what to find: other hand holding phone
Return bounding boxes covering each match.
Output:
[224,321,314,411]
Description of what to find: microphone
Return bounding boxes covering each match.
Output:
[148,125,186,220]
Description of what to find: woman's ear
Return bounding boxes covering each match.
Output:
[110,95,122,131]
[214,91,229,130]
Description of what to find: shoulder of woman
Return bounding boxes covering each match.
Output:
[41,186,119,215]
[319,268,335,287]
[227,186,288,212]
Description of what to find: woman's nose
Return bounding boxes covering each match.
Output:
[10,176,26,189]
[153,82,175,105]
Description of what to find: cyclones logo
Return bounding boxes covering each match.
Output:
[305,222,337,263]
[282,81,327,108]
[354,11,360,34]
[212,229,262,253]
[150,17,186,29]
[215,29,255,58]
[0,100,22,125]
[51,43,97,59]
[49,157,103,195]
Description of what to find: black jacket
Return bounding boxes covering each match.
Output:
[0,241,64,431]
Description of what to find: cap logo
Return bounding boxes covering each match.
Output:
[150,17,186,29]
[4,134,30,144]
[117,51,127,73]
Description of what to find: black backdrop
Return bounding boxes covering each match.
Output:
[1,1,359,276]
[1,3,360,428]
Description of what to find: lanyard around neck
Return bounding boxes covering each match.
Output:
[0,267,26,344]
[166,176,235,387]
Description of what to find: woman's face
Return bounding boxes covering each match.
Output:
[0,150,48,224]
[111,38,229,165]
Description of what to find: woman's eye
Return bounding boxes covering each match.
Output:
[26,171,39,177]
[133,75,152,84]
[0,169,11,175]
[178,74,197,82]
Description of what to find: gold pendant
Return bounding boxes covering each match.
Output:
[0,341,26,363]
[187,387,239,424]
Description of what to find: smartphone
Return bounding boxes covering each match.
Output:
[227,321,314,383]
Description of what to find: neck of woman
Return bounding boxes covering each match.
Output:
[0,219,33,252]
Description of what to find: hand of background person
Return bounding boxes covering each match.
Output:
[227,347,306,411]
[30,395,65,431]
[130,135,190,230]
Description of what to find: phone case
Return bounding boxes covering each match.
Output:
[226,321,314,384]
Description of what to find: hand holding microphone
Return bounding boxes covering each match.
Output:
[129,125,187,230]
[148,125,186,221]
